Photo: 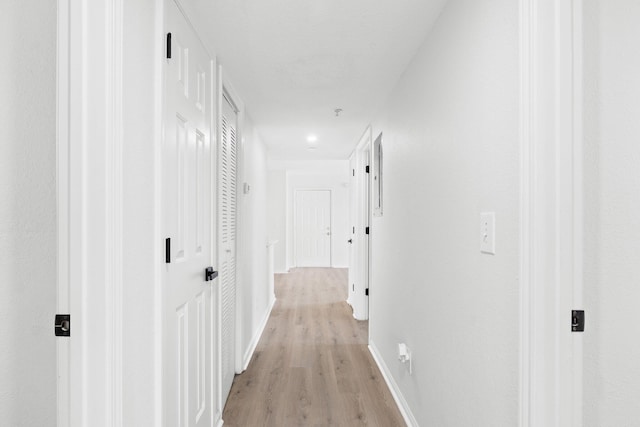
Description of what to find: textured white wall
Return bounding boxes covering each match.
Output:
[0,1,57,424]
[120,0,161,422]
[238,114,272,360]
[267,171,287,273]
[583,1,640,424]
[368,0,519,425]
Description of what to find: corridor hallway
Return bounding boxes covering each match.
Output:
[222,268,405,426]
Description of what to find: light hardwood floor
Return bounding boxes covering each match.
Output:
[222,267,406,427]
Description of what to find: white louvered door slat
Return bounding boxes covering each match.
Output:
[219,95,238,404]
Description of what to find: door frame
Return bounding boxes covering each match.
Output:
[349,126,372,321]
[215,67,246,391]
[293,188,333,267]
[57,0,130,424]
[519,0,583,425]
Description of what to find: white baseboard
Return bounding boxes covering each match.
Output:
[241,297,277,371]
[368,341,418,427]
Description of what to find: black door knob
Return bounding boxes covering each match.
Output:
[205,267,218,282]
[347,239,353,244]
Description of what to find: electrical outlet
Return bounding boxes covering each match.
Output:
[480,212,495,255]
[398,343,413,374]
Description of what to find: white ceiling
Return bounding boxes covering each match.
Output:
[185,0,447,160]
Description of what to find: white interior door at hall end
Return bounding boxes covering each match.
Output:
[219,94,238,403]
[295,190,332,267]
[163,1,214,426]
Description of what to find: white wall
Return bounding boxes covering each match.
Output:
[121,0,162,422]
[0,1,57,424]
[368,0,519,425]
[267,170,287,273]
[583,1,640,424]
[237,113,274,367]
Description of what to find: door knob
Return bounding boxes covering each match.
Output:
[347,239,353,244]
[205,266,218,282]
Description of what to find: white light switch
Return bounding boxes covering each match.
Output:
[480,212,495,255]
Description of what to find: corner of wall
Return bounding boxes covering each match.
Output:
[241,296,276,371]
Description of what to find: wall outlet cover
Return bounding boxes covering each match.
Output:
[480,212,496,255]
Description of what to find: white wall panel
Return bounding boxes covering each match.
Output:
[584,1,640,424]
[368,0,519,425]
[0,1,57,424]
[237,113,273,368]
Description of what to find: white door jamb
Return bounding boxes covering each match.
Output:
[519,1,583,426]
[57,0,126,424]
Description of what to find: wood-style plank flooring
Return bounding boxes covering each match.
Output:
[222,267,406,427]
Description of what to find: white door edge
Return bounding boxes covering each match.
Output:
[519,1,584,426]
[57,0,127,424]
[353,127,371,322]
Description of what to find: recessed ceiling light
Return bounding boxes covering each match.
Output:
[307,135,318,143]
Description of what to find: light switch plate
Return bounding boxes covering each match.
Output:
[480,212,495,255]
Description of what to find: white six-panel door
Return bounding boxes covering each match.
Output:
[219,94,238,403]
[295,190,332,267]
[163,2,214,426]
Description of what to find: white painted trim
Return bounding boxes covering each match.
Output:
[106,1,125,424]
[368,341,417,427]
[154,1,165,425]
[216,66,247,381]
[57,0,126,424]
[571,2,584,423]
[519,1,583,426]
[518,1,533,424]
[224,77,246,376]
[209,55,221,427]
[214,61,225,420]
[56,1,71,425]
[352,126,372,321]
[241,297,276,371]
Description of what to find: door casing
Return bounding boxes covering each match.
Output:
[56,0,584,424]
[348,126,372,321]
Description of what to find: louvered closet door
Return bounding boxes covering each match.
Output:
[219,94,238,403]
[163,1,214,426]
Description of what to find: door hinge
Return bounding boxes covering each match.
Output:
[165,237,171,263]
[365,165,370,174]
[55,314,71,337]
[166,32,172,59]
[353,226,355,234]
[365,226,370,235]
[352,169,355,177]
[365,288,369,296]
[571,310,585,332]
